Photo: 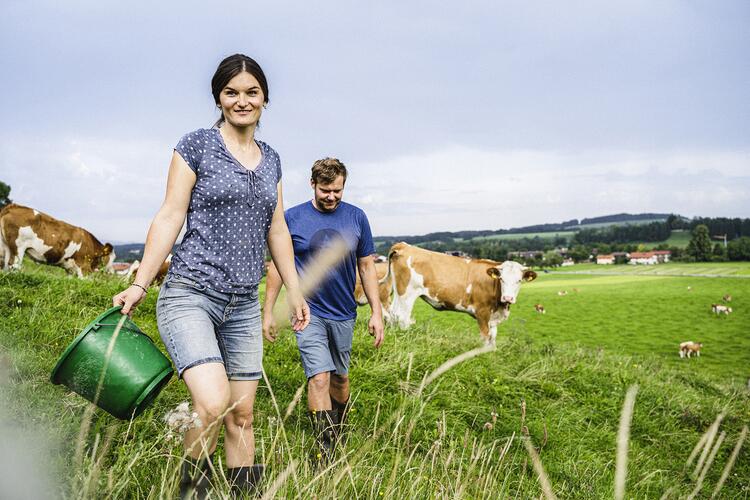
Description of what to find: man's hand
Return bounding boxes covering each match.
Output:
[368,313,384,348]
[262,311,279,342]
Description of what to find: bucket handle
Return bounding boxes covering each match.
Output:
[92,322,153,341]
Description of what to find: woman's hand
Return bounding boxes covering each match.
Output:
[286,288,310,332]
[113,285,147,316]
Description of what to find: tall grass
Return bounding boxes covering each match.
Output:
[0,262,748,498]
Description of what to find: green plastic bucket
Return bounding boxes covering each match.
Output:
[50,305,173,420]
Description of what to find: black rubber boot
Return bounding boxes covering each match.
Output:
[331,397,350,447]
[228,464,265,498]
[179,453,214,499]
[310,410,338,465]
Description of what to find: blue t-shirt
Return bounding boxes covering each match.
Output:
[169,128,282,293]
[285,201,375,320]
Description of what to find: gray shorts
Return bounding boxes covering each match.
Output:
[156,275,263,380]
[295,315,355,378]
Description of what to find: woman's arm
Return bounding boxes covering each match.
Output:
[267,182,310,331]
[113,152,196,314]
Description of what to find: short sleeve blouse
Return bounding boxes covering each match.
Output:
[169,128,282,293]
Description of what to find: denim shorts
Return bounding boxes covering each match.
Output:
[156,274,263,380]
[295,314,356,378]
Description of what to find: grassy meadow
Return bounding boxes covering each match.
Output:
[0,261,748,498]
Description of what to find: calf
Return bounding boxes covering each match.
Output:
[711,304,732,315]
[534,304,546,314]
[723,294,732,302]
[0,203,115,278]
[354,261,389,306]
[679,341,703,358]
[382,242,536,344]
[124,254,172,286]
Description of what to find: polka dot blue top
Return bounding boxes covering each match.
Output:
[169,128,282,294]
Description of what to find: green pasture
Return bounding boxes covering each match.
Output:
[469,231,575,242]
[0,263,748,498]
[553,261,750,277]
[661,229,692,248]
[409,272,749,383]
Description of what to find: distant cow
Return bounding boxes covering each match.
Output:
[382,242,537,344]
[723,294,732,302]
[534,304,546,314]
[557,290,568,296]
[124,254,172,286]
[679,341,703,358]
[0,204,115,278]
[711,304,732,315]
[354,261,389,306]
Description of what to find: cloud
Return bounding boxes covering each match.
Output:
[343,147,750,235]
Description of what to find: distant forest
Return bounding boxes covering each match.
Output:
[372,214,750,263]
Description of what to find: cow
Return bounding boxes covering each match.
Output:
[123,254,172,286]
[0,203,115,278]
[534,304,546,314]
[381,242,537,345]
[679,341,703,358]
[557,290,568,296]
[711,304,732,315]
[353,261,389,306]
[723,294,732,303]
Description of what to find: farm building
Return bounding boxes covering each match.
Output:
[628,250,672,265]
[596,254,615,265]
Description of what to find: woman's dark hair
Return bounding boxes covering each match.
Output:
[211,54,269,126]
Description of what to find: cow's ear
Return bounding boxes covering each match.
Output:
[523,270,538,282]
[487,267,501,279]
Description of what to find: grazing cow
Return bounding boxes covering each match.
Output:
[534,304,545,314]
[0,203,115,278]
[679,341,703,358]
[723,294,732,302]
[353,261,389,305]
[557,290,568,296]
[382,242,537,344]
[711,304,732,315]
[124,254,172,286]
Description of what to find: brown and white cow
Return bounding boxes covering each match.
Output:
[382,242,537,344]
[534,304,546,314]
[353,261,389,306]
[123,254,172,286]
[679,341,703,358]
[0,203,115,278]
[711,304,732,315]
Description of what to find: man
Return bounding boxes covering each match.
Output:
[263,157,384,461]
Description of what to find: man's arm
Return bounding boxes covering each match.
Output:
[357,254,385,348]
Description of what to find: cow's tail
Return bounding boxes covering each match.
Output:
[381,242,407,286]
[378,242,407,317]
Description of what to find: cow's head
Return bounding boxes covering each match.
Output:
[487,261,537,304]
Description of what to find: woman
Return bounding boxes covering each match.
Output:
[113,54,309,498]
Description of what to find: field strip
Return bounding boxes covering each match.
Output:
[549,270,750,279]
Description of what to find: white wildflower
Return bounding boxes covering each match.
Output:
[164,401,202,441]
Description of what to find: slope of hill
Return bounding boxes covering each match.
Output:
[0,263,748,498]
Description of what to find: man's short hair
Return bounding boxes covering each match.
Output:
[311,158,348,185]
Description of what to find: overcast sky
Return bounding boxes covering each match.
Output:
[1,1,748,243]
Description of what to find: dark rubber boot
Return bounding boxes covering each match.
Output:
[310,410,338,465]
[179,453,214,499]
[228,464,265,498]
[331,397,350,447]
